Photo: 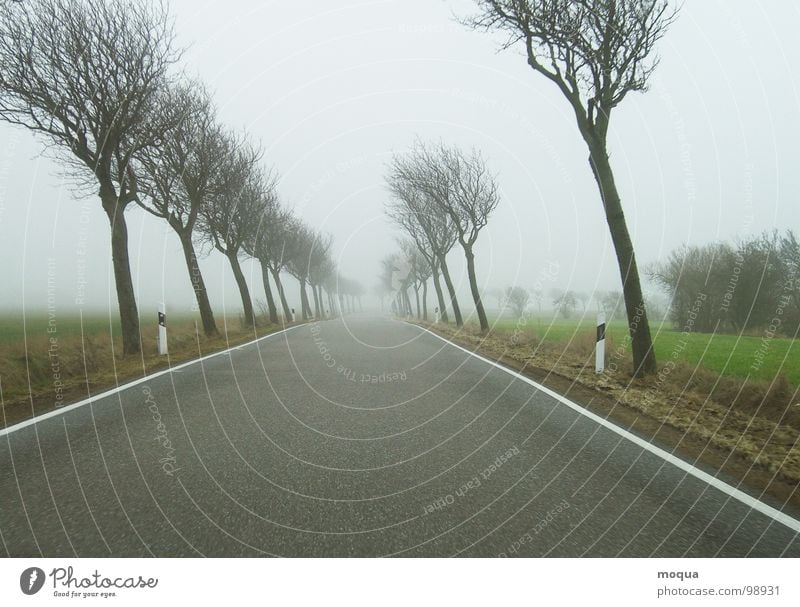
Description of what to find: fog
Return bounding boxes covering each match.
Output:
[1,0,798,319]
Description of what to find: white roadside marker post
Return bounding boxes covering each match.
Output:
[158,303,167,355]
[596,312,605,374]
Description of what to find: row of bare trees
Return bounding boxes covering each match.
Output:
[0,0,361,355]
[384,141,500,331]
[383,0,678,377]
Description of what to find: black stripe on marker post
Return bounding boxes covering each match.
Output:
[595,313,606,374]
[596,323,605,342]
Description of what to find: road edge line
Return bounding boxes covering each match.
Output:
[0,323,305,438]
[410,322,800,534]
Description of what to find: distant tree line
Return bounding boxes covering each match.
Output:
[0,0,363,355]
[486,286,624,321]
[649,230,799,336]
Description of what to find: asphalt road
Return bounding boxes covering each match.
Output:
[1,314,798,557]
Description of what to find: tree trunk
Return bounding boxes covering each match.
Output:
[318,285,326,318]
[101,195,140,356]
[270,267,292,322]
[414,285,421,318]
[300,279,312,319]
[422,279,428,320]
[227,251,255,327]
[464,245,489,331]
[178,230,218,337]
[438,254,463,326]
[587,141,656,377]
[312,283,322,319]
[259,260,279,324]
[431,267,448,322]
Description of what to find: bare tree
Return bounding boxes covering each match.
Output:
[413,243,434,320]
[554,290,578,319]
[285,221,318,320]
[307,232,334,320]
[380,253,412,316]
[337,274,362,315]
[386,194,449,323]
[465,0,677,375]
[352,281,365,312]
[504,286,530,318]
[386,156,463,325]
[198,137,267,328]
[0,0,182,355]
[135,81,222,337]
[243,190,286,325]
[255,208,297,322]
[403,141,500,331]
[399,239,433,319]
[338,274,353,315]
[319,257,339,318]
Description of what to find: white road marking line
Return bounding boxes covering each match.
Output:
[0,324,303,437]
[410,323,800,534]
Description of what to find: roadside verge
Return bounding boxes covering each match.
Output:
[0,321,306,433]
[408,320,800,516]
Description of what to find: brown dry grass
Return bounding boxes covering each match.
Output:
[0,315,298,428]
[422,322,800,486]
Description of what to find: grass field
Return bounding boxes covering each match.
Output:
[0,309,283,412]
[0,310,245,342]
[481,315,799,386]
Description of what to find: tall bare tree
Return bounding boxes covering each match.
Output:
[318,257,339,318]
[258,208,297,322]
[285,221,317,320]
[386,159,463,325]
[199,138,267,328]
[404,141,499,331]
[386,194,448,323]
[0,0,181,355]
[399,239,432,319]
[307,232,334,319]
[465,0,677,374]
[381,253,414,316]
[135,81,223,337]
[243,190,286,325]
[504,286,530,318]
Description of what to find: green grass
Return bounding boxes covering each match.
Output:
[0,313,119,342]
[484,315,799,385]
[0,311,236,343]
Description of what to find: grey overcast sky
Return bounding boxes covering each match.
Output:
[1,0,798,317]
